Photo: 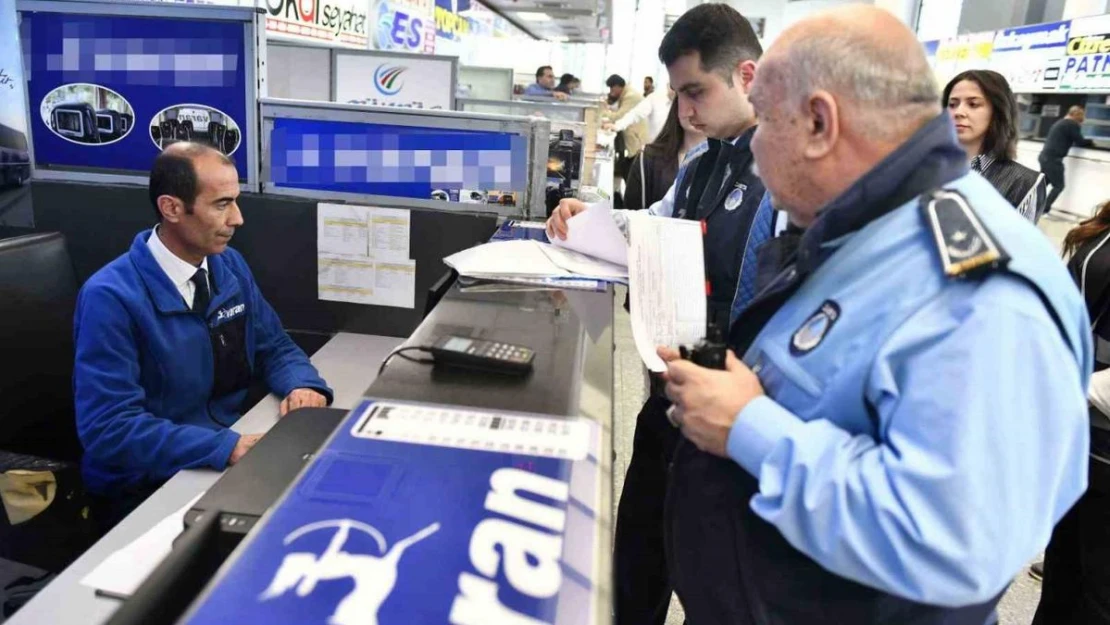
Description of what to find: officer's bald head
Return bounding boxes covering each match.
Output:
[762,5,939,141]
[748,6,942,226]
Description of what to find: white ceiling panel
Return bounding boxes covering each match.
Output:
[481,0,612,43]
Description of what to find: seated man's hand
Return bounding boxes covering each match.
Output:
[280,388,328,417]
[660,347,764,457]
[553,91,569,101]
[546,198,588,240]
[229,433,263,465]
[601,121,615,131]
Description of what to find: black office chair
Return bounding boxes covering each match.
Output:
[0,233,82,461]
[0,233,95,581]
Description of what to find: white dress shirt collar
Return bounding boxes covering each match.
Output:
[147,226,208,307]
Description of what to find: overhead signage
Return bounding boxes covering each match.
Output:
[991,21,1071,92]
[269,117,528,199]
[434,0,473,41]
[334,49,454,109]
[181,400,604,625]
[994,21,1071,52]
[931,31,995,87]
[374,0,436,54]
[20,10,250,179]
[1057,14,1110,91]
[263,0,370,49]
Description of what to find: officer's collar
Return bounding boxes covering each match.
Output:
[711,124,756,151]
[795,112,967,276]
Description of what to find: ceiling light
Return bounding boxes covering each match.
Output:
[549,36,568,42]
[516,12,551,22]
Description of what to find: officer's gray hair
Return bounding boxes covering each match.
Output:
[779,32,940,139]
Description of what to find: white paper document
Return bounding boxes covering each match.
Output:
[443,239,628,283]
[317,203,416,309]
[80,493,204,599]
[369,207,411,262]
[319,256,416,309]
[627,212,708,372]
[317,203,370,257]
[537,244,629,280]
[551,201,629,267]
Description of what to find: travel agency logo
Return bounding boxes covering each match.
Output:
[374,65,408,96]
[260,519,439,625]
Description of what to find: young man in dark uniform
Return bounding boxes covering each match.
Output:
[74,142,332,529]
[548,5,774,623]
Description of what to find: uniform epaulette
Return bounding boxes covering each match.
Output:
[920,189,1010,279]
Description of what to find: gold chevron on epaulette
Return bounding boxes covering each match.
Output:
[920,189,1011,279]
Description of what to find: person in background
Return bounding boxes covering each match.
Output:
[1040,105,1094,213]
[944,70,1046,221]
[624,99,706,211]
[74,142,332,530]
[660,5,1089,623]
[523,65,569,101]
[1031,205,1110,625]
[644,76,655,96]
[601,74,648,200]
[554,73,580,95]
[604,83,674,145]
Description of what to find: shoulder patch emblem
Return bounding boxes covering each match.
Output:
[920,189,1010,279]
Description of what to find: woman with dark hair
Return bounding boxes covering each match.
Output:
[944,69,1047,220]
[554,73,579,95]
[1032,201,1110,624]
[624,98,705,211]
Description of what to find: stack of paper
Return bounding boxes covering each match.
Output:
[445,202,630,284]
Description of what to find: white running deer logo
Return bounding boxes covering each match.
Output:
[260,519,440,625]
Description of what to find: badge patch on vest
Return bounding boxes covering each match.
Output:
[791,300,840,355]
[725,183,747,211]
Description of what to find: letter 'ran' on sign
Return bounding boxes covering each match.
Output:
[449,468,570,625]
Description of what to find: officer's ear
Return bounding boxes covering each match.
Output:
[157,195,186,224]
[802,90,839,160]
[735,60,757,92]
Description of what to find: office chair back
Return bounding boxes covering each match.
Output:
[0,232,82,462]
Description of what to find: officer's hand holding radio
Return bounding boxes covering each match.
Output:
[659,346,765,457]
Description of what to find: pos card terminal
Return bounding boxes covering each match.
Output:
[429,335,535,375]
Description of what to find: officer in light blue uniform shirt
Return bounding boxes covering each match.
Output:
[660,7,1090,625]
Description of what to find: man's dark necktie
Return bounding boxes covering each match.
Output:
[191,268,210,314]
[971,155,982,172]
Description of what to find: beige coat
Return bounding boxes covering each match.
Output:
[602,88,649,155]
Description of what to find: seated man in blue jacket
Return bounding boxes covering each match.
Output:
[74,141,332,527]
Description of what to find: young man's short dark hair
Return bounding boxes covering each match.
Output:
[536,65,553,81]
[659,3,763,83]
[148,141,234,221]
[606,74,626,88]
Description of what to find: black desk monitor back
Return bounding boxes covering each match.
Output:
[107,407,347,625]
[183,407,347,536]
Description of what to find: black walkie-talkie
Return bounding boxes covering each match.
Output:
[679,325,728,370]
